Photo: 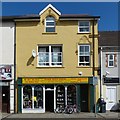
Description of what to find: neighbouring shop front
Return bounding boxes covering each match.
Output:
[0,65,14,113]
[17,77,96,113]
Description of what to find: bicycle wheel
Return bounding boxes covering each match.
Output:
[68,107,73,114]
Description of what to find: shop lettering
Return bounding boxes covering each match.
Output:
[22,78,88,84]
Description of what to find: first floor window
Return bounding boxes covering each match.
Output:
[108,54,114,67]
[38,45,62,67]
[78,45,90,66]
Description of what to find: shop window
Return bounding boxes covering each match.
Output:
[23,85,32,109]
[56,85,65,109]
[34,85,43,109]
[67,85,76,105]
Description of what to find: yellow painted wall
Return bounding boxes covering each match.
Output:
[16,8,99,78]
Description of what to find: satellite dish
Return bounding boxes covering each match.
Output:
[32,50,36,57]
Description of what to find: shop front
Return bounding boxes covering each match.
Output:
[17,77,95,113]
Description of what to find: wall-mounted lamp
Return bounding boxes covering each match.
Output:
[78,72,82,76]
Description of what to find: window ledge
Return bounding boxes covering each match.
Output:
[77,32,90,34]
[77,66,92,68]
[42,32,57,35]
[36,66,65,68]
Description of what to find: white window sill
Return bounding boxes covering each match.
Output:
[36,66,64,68]
[77,32,90,34]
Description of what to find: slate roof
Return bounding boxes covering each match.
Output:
[1,14,100,21]
[99,31,120,47]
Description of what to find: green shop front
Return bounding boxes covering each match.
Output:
[17,77,96,113]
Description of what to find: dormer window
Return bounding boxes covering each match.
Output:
[45,16,55,32]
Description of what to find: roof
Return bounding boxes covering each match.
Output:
[39,4,61,16]
[1,14,40,21]
[1,14,100,22]
[60,14,100,20]
[99,31,120,47]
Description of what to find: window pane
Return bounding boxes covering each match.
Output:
[109,61,113,66]
[80,22,89,26]
[23,86,32,109]
[80,46,84,52]
[80,56,84,62]
[85,46,89,52]
[46,17,55,21]
[79,28,89,32]
[109,55,113,60]
[46,22,54,26]
[46,27,55,32]
[85,56,89,62]
[34,86,43,109]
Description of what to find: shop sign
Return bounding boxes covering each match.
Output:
[22,77,88,84]
[0,65,12,80]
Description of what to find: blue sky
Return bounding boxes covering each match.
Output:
[1,2,119,31]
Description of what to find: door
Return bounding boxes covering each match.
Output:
[80,84,88,112]
[106,86,116,110]
[2,86,10,113]
[45,91,54,112]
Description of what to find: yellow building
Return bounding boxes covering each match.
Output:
[16,4,100,113]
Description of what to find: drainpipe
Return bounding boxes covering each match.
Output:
[92,19,95,76]
[14,21,16,113]
[100,47,103,99]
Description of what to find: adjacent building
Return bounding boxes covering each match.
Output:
[0,17,15,113]
[99,31,120,111]
[15,4,100,113]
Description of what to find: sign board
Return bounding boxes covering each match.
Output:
[93,77,98,86]
[22,77,88,84]
[0,65,12,80]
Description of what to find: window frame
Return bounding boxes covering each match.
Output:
[45,16,55,33]
[108,54,114,67]
[78,45,90,66]
[37,45,63,67]
[78,21,90,33]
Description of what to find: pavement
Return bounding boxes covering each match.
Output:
[0,111,120,120]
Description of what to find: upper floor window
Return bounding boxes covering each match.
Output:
[108,54,114,67]
[78,21,90,33]
[45,16,55,32]
[78,45,90,66]
[38,45,62,67]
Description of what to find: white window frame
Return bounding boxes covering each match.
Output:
[38,45,62,67]
[78,45,90,66]
[108,54,114,67]
[45,16,55,32]
[78,21,90,33]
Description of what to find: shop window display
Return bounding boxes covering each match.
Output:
[23,85,32,109]
[67,85,76,105]
[23,85,43,110]
[56,85,65,109]
[34,85,43,109]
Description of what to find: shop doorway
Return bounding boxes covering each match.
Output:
[45,90,54,112]
[2,86,10,113]
[80,84,88,112]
